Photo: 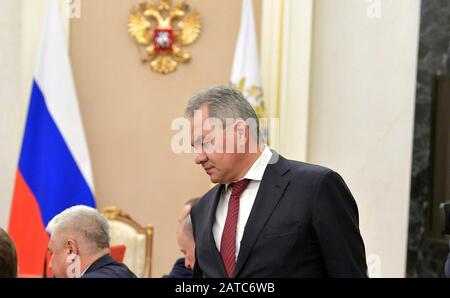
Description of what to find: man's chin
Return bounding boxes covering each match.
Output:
[209,175,222,184]
[209,175,231,185]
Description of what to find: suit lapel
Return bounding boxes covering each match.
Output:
[205,184,228,277]
[233,154,290,277]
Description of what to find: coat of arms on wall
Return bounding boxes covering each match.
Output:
[128,0,201,74]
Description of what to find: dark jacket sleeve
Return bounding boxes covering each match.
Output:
[162,258,193,278]
[312,170,368,277]
[446,241,450,278]
[193,251,203,278]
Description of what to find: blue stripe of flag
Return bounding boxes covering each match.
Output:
[19,80,95,226]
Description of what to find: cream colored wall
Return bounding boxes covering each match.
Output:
[261,0,313,160]
[69,0,261,277]
[0,0,23,229]
[261,0,420,277]
[307,0,420,277]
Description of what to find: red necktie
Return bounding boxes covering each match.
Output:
[220,179,251,277]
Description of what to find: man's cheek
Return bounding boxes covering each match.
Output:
[58,263,69,278]
[55,257,68,277]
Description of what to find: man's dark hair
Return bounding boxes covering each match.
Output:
[0,228,18,278]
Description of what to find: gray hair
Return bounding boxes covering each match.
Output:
[179,214,193,240]
[46,205,110,253]
[185,85,261,142]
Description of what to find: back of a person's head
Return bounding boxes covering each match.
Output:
[179,199,198,239]
[0,228,17,278]
[46,205,110,255]
[178,198,200,223]
[185,198,200,208]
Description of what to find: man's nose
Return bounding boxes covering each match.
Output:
[185,259,192,269]
[194,151,207,164]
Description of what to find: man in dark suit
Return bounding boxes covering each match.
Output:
[184,86,367,278]
[163,198,199,278]
[162,215,196,278]
[46,205,136,278]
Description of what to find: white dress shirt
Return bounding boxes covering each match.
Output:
[212,146,273,258]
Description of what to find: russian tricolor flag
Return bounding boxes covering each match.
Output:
[8,0,95,276]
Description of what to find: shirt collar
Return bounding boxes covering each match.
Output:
[80,264,91,277]
[224,146,273,191]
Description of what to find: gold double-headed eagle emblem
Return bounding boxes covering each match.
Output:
[128,0,201,74]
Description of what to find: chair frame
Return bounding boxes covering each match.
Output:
[101,206,153,277]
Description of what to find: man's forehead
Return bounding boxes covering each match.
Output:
[191,125,226,147]
[190,116,216,142]
[190,114,214,129]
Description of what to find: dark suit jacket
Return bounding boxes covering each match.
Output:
[191,153,367,278]
[81,254,137,278]
[446,241,450,278]
[446,256,450,278]
[162,257,193,278]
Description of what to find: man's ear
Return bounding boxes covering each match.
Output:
[66,239,79,255]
